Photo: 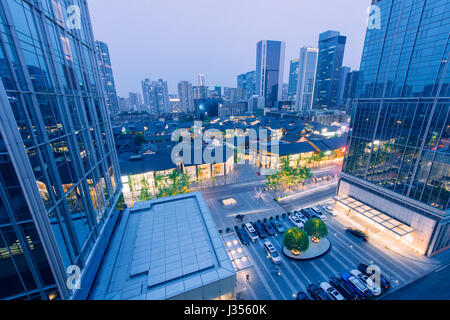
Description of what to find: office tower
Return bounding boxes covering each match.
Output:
[177,81,195,113]
[237,73,247,102]
[223,87,238,103]
[339,0,450,256]
[342,70,359,113]
[295,47,319,111]
[256,40,286,107]
[245,71,256,99]
[118,96,129,113]
[128,92,142,112]
[247,95,265,114]
[214,85,222,99]
[198,73,206,86]
[314,30,347,109]
[141,78,169,115]
[193,85,208,100]
[0,0,122,300]
[337,66,351,107]
[288,58,299,102]
[95,41,119,116]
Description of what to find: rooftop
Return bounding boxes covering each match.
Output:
[89,192,235,300]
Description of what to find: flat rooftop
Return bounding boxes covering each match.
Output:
[89,192,235,300]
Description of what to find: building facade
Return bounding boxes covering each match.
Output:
[95,41,119,116]
[339,0,450,256]
[256,40,285,107]
[288,58,299,102]
[313,31,346,109]
[295,47,318,112]
[141,78,170,116]
[177,81,195,113]
[0,0,122,299]
[245,70,256,99]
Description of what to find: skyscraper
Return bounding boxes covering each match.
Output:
[339,0,450,256]
[256,40,285,107]
[177,81,195,113]
[287,58,299,102]
[295,47,318,111]
[198,73,206,86]
[337,66,351,107]
[342,70,359,113]
[245,71,256,99]
[141,78,170,115]
[314,30,347,109]
[237,73,247,102]
[95,41,119,116]
[0,0,122,300]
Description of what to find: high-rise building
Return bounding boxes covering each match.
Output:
[314,30,346,109]
[288,58,299,102]
[128,92,142,111]
[256,40,285,107]
[245,71,256,99]
[342,70,359,113]
[295,47,318,111]
[0,0,122,300]
[95,41,119,116]
[339,0,450,256]
[141,78,169,115]
[177,81,195,113]
[337,66,351,107]
[223,87,238,103]
[247,95,265,114]
[198,73,206,86]
[237,73,247,102]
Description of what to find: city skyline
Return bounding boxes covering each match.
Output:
[89,0,370,95]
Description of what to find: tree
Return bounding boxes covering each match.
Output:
[134,133,146,145]
[304,218,328,243]
[283,228,309,255]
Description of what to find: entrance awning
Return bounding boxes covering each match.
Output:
[334,195,415,237]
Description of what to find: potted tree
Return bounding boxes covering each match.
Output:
[304,218,328,243]
[283,228,309,256]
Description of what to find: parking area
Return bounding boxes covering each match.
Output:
[226,202,445,300]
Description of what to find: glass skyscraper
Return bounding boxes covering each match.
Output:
[95,40,119,116]
[287,58,299,102]
[295,47,318,111]
[245,70,256,99]
[340,0,449,255]
[313,30,347,109]
[0,0,122,299]
[256,40,285,107]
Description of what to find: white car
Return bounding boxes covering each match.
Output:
[322,204,338,217]
[295,212,308,224]
[320,282,345,300]
[312,207,327,221]
[244,223,259,242]
[289,214,304,228]
[350,269,381,296]
[264,241,282,264]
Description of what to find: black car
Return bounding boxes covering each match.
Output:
[296,292,310,300]
[357,263,392,290]
[262,221,276,236]
[329,276,359,300]
[346,228,369,241]
[307,284,331,300]
[271,220,285,234]
[236,227,250,246]
[301,208,317,219]
[253,222,268,239]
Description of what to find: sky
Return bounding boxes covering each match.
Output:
[88,0,371,96]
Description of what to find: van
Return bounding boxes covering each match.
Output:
[244,223,259,242]
[263,241,281,264]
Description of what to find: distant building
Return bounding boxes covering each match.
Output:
[288,58,299,102]
[95,41,119,115]
[237,73,247,101]
[314,31,347,109]
[218,102,246,117]
[198,73,206,86]
[282,83,289,101]
[141,78,170,115]
[342,70,359,114]
[247,95,265,114]
[223,87,238,103]
[177,81,195,113]
[256,40,285,107]
[245,71,256,99]
[295,47,318,112]
[128,92,143,112]
[337,66,351,107]
[193,85,208,100]
[195,98,219,119]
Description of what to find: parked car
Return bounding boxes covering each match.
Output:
[289,214,304,228]
[244,223,259,242]
[357,263,392,290]
[307,284,331,300]
[329,276,359,300]
[296,292,310,300]
[301,208,317,219]
[253,221,268,239]
[236,227,250,246]
[346,228,368,241]
[262,221,276,236]
[312,207,327,221]
[271,220,285,234]
[322,204,338,217]
[341,273,371,299]
[295,212,308,224]
[351,269,381,296]
[263,241,281,264]
[320,282,345,300]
